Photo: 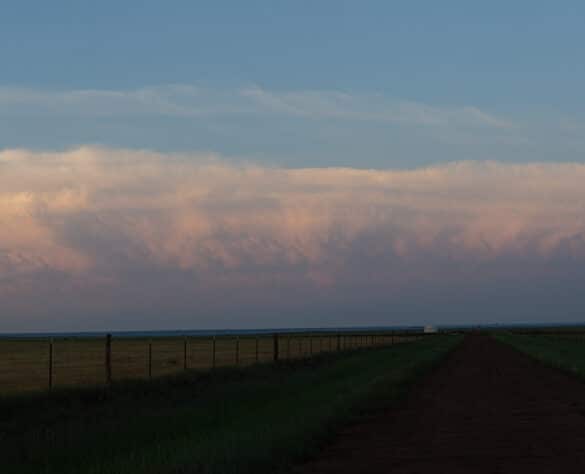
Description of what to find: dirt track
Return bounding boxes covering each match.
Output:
[296,336,585,473]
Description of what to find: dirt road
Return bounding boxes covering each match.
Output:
[296,335,585,473]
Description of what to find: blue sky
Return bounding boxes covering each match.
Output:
[1,1,585,167]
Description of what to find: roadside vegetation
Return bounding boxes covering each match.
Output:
[495,333,585,379]
[1,335,459,474]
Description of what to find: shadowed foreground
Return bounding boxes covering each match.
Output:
[1,337,457,474]
[296,335,585,474]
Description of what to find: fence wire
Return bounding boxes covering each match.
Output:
[0,332,423,394]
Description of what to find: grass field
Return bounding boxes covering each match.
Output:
[495,332,585,378]
[0,334,459,474]
[0,333,416,394]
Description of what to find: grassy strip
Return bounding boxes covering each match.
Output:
[495,333,585,378]
[1,336,460,474]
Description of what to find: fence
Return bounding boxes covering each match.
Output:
[0,331,426,395]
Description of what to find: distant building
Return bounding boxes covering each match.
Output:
[424,325,438,334]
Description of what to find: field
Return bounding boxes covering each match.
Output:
[7,332,585,473]
[0,332,417,394]
[0,335,457,474]
[495,331,585,378]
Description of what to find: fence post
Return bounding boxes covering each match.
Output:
[48,338,54,390]
[235,336,240,365]
[309,333,313,355]
[148,339,153,378]
[287,335,291,359]
[273,333,279,362]
[183,337,188,370]
[337,333,341,351]
[105,334,112,385]
[255,336,259,362]
[212,336,216,369]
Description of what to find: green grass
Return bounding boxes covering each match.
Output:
[495,332,585,378]
[0,335,459,474]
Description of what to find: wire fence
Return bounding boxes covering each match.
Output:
[0,331,426,394]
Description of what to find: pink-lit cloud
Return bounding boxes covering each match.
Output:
[2,147,585,331]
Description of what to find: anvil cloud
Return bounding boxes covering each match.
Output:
[2,147,585,331]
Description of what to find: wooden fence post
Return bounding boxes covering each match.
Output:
[105,334,112,385]
[337,333,341,351]
[235,336,240,365]
[255,336,259,362]
[48,338,54,390]
[148,339,153,378]
[212,336,216,369]
[273,333,279,362]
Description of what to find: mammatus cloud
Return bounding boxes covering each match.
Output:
[2,147,585,331]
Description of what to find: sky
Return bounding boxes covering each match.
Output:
[1,2,585,332]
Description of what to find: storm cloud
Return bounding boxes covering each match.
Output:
[2,147,585,331]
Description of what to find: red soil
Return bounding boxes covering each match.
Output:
[295,335,585,473]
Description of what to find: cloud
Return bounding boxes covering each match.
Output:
[0,84,511,129]
[241,86,513,128]
[2,147,585,331]
[4,85,585,171]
